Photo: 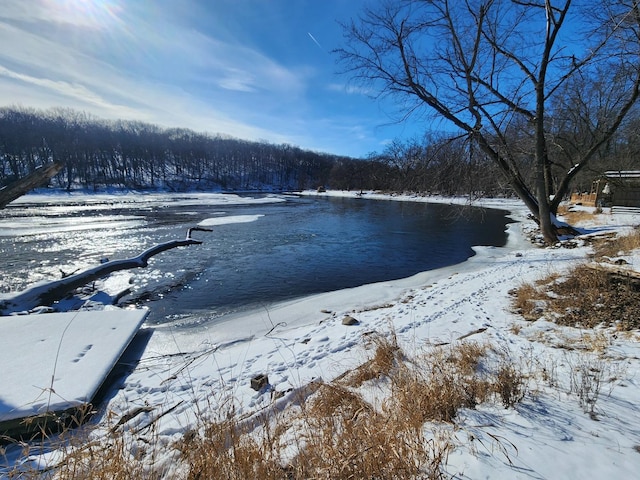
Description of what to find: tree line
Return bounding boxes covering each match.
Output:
[0,102,637,199]
[0,106,501,195]
[0,106,335,192]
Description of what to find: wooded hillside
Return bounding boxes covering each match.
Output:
[1,106,638,196]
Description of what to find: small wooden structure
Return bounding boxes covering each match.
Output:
[570,171,640,208]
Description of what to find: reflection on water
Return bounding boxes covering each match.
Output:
[0,193,510,326]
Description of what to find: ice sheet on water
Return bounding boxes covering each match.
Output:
[7,192,287,208]
[0,216,145,237]
[198,214,264,226]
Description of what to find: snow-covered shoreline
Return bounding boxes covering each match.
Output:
[106,192,640,477]
[151,191,530,343]
[4,191,640,478]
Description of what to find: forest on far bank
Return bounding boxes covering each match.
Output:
[1,105,638,197]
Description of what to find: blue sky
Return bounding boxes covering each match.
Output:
[0,0,425,158]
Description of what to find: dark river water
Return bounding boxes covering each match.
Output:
[0,193,510,325]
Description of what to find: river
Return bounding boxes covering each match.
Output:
[0,192,510,326]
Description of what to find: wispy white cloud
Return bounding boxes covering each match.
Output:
[0,0,117,28]
[218,68,257,92]
[184,29,309,96]
[0,2,306,134]
[0,65,125,112]
[0,0,408,157]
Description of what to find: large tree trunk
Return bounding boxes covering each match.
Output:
[0,227,211,315]
[0,162,64,209]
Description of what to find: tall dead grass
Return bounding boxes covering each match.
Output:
[4,338,528,479]
[513,264,640,330]
[291,382,448,479]
[182,339,526,479]
[1,425,166,479]
[513,226,640,330]
[592,228,640,259]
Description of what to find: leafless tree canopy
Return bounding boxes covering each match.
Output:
[337,0,640,242]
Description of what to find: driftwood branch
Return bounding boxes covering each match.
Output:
[0,162,65,209]
[585,263,640,282]
[0,227,212,315]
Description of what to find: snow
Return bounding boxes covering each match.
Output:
[0,215,146,237]
[4,191,286,208]
[3,191,640,478]
[0,309,148,422]
[198,214,264,226]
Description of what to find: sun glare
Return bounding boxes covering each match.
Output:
[44,0,123,29]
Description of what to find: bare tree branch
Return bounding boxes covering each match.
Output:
[336,0,640,243]
[0,162,64,209]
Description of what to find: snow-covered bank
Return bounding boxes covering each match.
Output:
[153,193,529,342]
[0,309,147,426]
[4,192,640,478]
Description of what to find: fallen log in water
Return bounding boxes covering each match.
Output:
[0,227,212,315]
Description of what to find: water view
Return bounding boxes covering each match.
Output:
[0,193,510,326]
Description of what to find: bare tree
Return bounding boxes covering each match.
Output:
[337,0,640,242]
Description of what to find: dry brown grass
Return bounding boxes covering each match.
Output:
[511,282,545,321]
[387,352,486,425]
[180,414,286,480]
[385,342,525,427]
[512,229,640,331]
[5,340,528,480]
[1,425,167,479]
[520,264,640,330]
[0,405,170,479]
[51,436,161,480]
[557,204,601,226]
[342,331,402,386]
[494,363,526,408]
[592,229,640,259]
[285,341,525,479]
[291,382,450,479]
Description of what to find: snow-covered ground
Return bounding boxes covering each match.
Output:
[0,309,147,422]
[3,191,640,478]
